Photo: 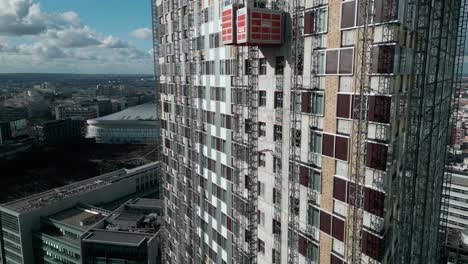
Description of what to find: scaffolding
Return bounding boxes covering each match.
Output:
[231,32,260,264]
[441,0,468,262]
[273,1,286,261]
[346,0,374,261]
[394,0,468,263]
[287,0,304,263]
[187,0,203,263]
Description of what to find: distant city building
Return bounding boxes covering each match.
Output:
[95,99,113,116]
[452,127,466,149]
[0,162,161,264]
[33,119,83,145]
[86,103,159,144]
[55,104,99,120]
[444,171,468,263]
[0,137,34,160]
[0,119,28,144]
[0,106,28,122]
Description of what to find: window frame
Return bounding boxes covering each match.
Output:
[317,48,355,76]
[304,6,329,35]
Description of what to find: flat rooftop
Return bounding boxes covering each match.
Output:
[89,103,157,122]
[127,198,164,208]
[1,162,160,213]
[83,230,152,246]
[50,207,105,231]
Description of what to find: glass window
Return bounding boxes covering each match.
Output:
[310,131,322,154]
[245,59,251,75]
[259,122,266,137]
[307,243,319,263]
[339,48,354,74]
[274,125,283,141]
[307,205,320,228]
[305,7,328,34]
[326,50,339,74]
[312,93,324,115]
[258,239,265,254]
[274,91,283,109]
[273,156,282,173]
[309,170,321,192]
[341,1,356,29]
[259,58,267,75]
[259,91,267,107]
[258,181,265,197]
[259,152,266,167]
[275,56,285,75]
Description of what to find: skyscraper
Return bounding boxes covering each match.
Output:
[153,0,468,263]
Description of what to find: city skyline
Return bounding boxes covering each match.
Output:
[0,0,154,74]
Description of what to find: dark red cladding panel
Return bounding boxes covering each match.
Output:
[298,234,307,256]
[337,94,351,118]
[366,142,388,171]
[322,134,335,157]
[320,211,332,234]
[333,177,347,202]
[375,0,399,23]
[299,165,309,187]
[301,92,311,113]
[372,45,395,74]
[369,96,391,124]
[332,216,345,241]
[335,136,349,161]
[331,254,344,264]
[304,11,315,34]
[362,231,383,261]
[364,188,385,217]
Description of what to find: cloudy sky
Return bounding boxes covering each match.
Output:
[0,0,466,75]
[0,0,154,74]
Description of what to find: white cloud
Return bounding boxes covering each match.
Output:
[129,27,152,40]
[0,0,46,36]
[0,0,153,74]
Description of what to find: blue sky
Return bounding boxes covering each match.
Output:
[0,0,154,74]
[38,0,153,52]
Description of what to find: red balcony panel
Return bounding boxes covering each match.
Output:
[332,216,345,241]
[372,45,395,74]
[366,142,388,171]
[335,136,349,161]
[362,230,383,261]
[369,96,391,124]
[300,165,309,187]
[333,177,347,202]
[320,211,332,235]
[331,254,344,264]
[301,92,311,113]
[298,234,307,256]
[322,133,335,157]
[336,94,351,118]
[364,187,385,217]
[304,10,315,34]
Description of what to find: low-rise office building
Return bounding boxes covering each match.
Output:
[82,198,164,264]
[0,162,161,264]
[55,105,99,121]
[33,119,83,145]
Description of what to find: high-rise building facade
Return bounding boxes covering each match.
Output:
[153,0,468,263]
